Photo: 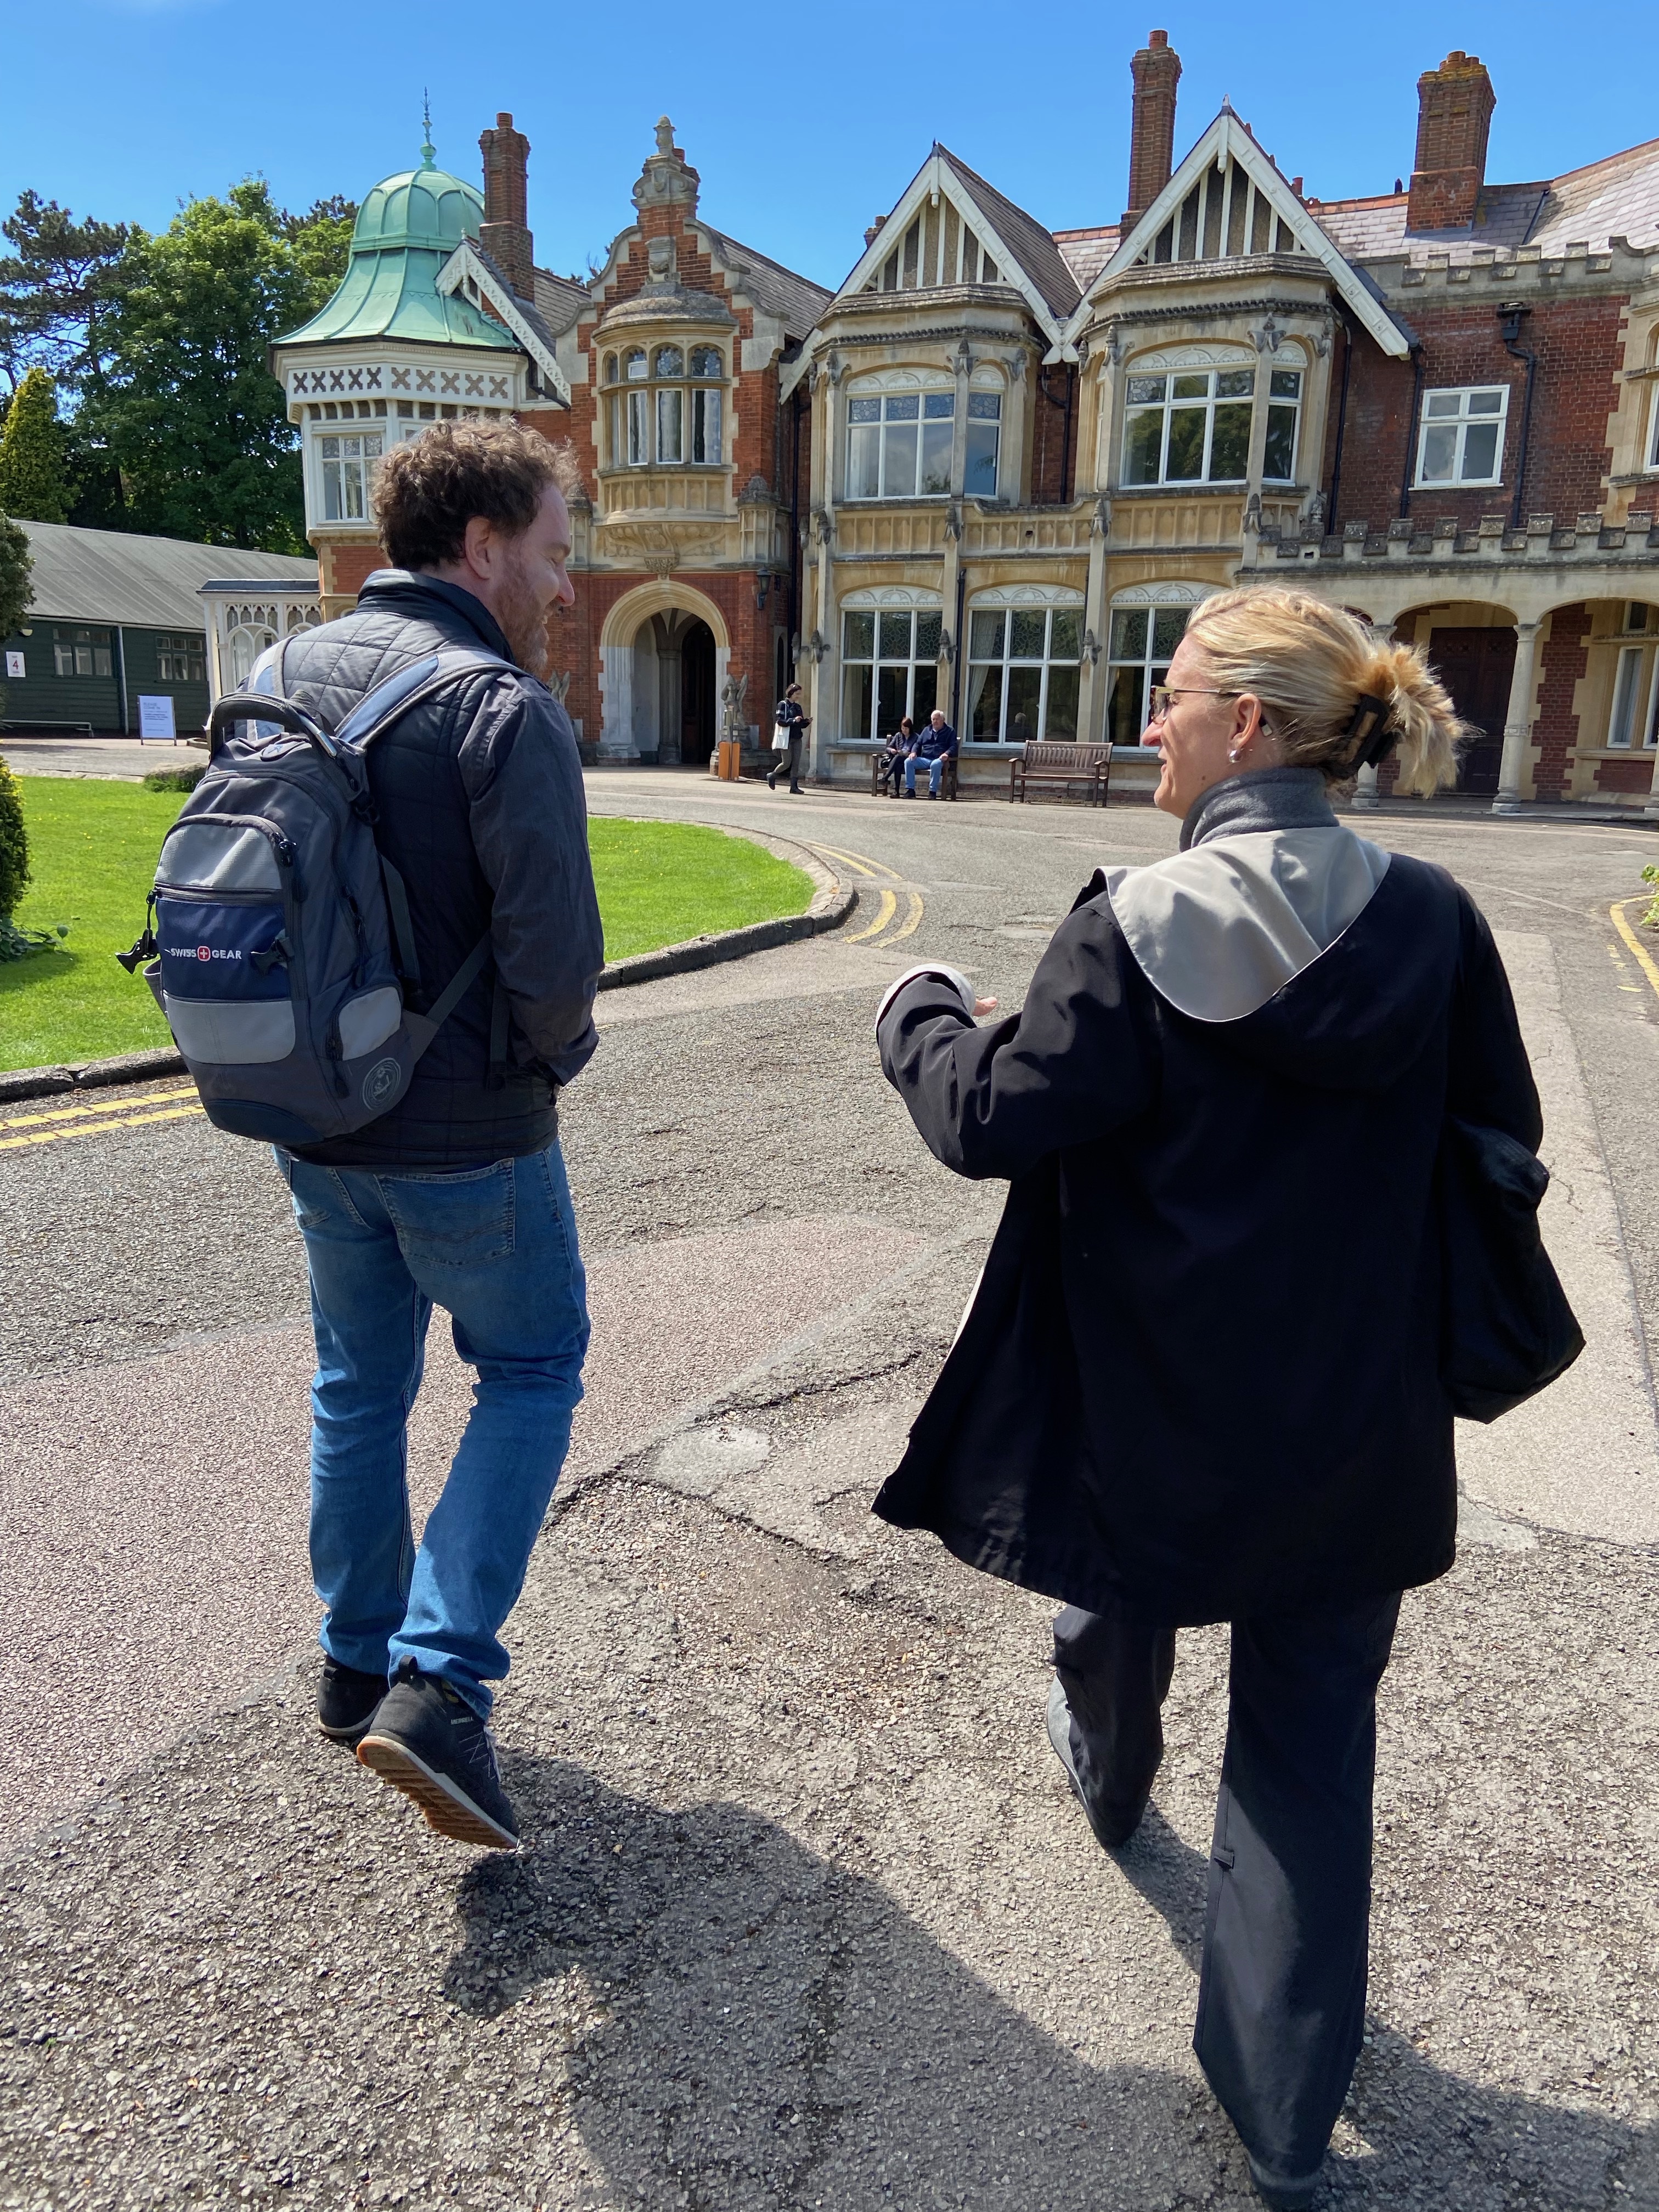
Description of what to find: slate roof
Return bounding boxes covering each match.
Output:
[19,522,316,632]
[938,150,1082,319]
[1053,226,1121,291]
[1310,134,1659,266]
[533,269,592,337]
[698,227,832,338]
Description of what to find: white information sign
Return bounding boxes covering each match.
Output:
[137,695,177,740]
[4,651,23,679]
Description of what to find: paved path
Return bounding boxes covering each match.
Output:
[1,772,1656,2209]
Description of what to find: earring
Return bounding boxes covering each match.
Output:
[1227,746,1242,763]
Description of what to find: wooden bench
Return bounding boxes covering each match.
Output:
[1009,741,1112,805]
[872,749,958,800]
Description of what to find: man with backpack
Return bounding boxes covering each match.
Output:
[266,421,602,1848]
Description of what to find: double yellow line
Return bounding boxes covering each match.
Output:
[812,844,924,947]
[0,1083,202,1152]
[1611,899,1659,1007]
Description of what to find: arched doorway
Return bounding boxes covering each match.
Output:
[681,619,716,766]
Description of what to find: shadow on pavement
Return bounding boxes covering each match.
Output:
[442,1757,1653,2210]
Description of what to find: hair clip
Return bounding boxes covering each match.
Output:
[1344,692,1397,770]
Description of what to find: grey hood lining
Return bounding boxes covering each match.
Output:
[1108,770,1390,1025]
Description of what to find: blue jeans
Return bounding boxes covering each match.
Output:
[276,1142,589,1717]
[905,753,945,793]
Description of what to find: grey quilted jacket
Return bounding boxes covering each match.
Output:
[280,569,603,1171]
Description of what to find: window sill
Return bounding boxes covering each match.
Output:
[1410,481,1506,494]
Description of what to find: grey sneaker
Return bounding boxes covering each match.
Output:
[357,1666,518,1850]
[1045,1677,1148,1850]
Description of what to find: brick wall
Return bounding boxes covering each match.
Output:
[1331,297,1627,531]
[1032,365,1079,506]
[1533,603,1589,799]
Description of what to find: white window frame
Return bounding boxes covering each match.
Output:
[1262,367,1303,484]
[845,384,956,500]
[964,601,1084,743]
[604,343,725,468]
[1647,383,1659,472]
[840,604,944,738]
[1607,636,1659,749]
[1122,365,1257,488]
[1104,595,1203,747]
[1414,386,1510,489]
[318,428,382,523]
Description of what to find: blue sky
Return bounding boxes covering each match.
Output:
[3,0,1655,294]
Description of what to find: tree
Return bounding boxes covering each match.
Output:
[0,506,31,639]
[0,753,29,922]
[0,190,130,398]
[0,367,71,522]
[77,181,355,551]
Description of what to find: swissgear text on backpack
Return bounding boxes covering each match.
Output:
[120,647,516,1148]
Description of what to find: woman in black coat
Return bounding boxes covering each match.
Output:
[872,587,1543,2208]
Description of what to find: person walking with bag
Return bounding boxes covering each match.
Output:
[769,682,809,793]
[870,588,1573,2205]
[269,422,603,1851]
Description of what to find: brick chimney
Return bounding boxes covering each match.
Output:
[478,112,534,299]
[1123,29,1181,230]
[1406,52,1496,232]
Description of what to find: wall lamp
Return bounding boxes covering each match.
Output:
[755,571,771,612]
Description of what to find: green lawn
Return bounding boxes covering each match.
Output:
[1,779,812,1073]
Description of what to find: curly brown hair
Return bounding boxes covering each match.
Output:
[374,420,583,570]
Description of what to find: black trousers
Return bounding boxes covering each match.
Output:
[1053,1589,1401,2175]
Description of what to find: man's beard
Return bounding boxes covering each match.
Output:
[495,553,554,679]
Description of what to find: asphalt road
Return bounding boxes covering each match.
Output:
[1,771,1656,2210]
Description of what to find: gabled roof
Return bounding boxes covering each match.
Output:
[18,521,315,632]
[533,268,592,338]
[936,151,1081,320]
[823,145,1078,341]
[435,238,569,402]
[1063,109,1411,360]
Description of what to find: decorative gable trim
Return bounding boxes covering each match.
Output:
[782,148,1068,397]
[1062,111,1410,362]
[436,240,571,403]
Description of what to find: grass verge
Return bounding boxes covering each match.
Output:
[1,779,814,1072]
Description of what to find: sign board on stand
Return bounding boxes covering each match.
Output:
[137,695,177,741]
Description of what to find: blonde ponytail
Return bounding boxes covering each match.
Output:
[1182,588,1465,798]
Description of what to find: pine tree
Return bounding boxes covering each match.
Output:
[0,367,71,523]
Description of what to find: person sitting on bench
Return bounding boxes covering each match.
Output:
[877,717,913,795]
[905,710,957,798]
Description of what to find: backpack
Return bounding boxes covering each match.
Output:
[121,642,517,1148]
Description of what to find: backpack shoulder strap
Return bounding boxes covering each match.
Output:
[334,650,521,751]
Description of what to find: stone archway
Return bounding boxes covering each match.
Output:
[597,580,731,761]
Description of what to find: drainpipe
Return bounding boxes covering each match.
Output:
[1498,302,1538,533]
[788,387,802,667]
[951,563,966,728]
[1325,312,1353,531]
[1397,345,1425,520]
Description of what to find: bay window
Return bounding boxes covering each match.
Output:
[1262,369,1302,482]
[847,388,954,498]
[1105,601,1193,747]
[966,604,1081,742]
[319,430,381,521]
[1124,368,1254,486]
[966,392,1001,497]
[604,341,725,467]
[1415,387,1509,488]
[842,606,941,737]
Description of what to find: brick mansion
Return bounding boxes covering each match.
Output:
[264,41,1659,806]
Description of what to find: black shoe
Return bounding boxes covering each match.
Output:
[1045,1678,1147,1849]
[357,1665,519,1849]
[1248,2153,1325,2209]
[928,789,938,800]
[766,770,777,789]
[317,1657,387,1745]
